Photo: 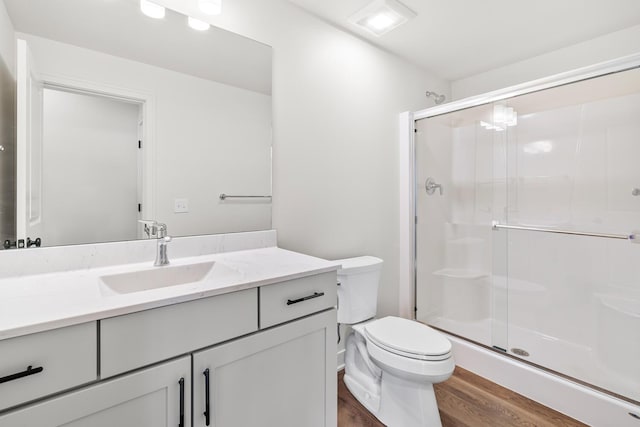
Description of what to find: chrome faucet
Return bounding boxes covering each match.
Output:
[139,220,172,266]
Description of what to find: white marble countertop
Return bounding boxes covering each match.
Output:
[0,247,339,341]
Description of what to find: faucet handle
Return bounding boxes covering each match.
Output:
[156,223,168,238]
[138,219,158,237]
[138,220,169,238]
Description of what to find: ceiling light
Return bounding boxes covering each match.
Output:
[198,0,222,16]
[188,16,210,31]
[368,13,394,30]
[348,0,417,37]
[140,0,165,19]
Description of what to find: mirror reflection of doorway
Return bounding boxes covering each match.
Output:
[0,54,15,247]
[41,88,141,246]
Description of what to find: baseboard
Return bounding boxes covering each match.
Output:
[446,333,640,427]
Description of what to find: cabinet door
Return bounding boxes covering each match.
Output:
[0,356,190,427]
[193,309,337,427]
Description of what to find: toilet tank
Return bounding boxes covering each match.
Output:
[335,256,383,324]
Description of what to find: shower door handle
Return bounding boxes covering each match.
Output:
[425,177,443,195]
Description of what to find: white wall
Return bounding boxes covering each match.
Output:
[19,33,272,241]
[162,0,449,318]
[452,24,640,100]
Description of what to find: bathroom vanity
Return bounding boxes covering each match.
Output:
[0,232,338,427]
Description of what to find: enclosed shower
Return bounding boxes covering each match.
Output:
[413,64,640,409]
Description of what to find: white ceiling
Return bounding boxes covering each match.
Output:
[287,0,640,81]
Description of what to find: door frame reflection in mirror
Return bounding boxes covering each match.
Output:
[16,41,156,246]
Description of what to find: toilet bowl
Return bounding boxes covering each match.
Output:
[336,257,454,427]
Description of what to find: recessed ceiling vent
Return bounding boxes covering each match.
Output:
[348,0,417,37]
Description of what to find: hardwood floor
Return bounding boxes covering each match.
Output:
[338,367,587,427]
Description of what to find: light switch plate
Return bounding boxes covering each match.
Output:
[174,198,189,213]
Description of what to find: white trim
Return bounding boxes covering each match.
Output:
[15,39,28,242]
[446,334,640,426]
[398,111,415,320]
[38,72,157,221]
[413,52,640,120]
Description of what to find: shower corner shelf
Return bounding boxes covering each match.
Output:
[432,268,489,280]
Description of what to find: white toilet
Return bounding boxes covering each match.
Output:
[336,256,454,427]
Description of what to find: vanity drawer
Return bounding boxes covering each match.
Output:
[0,322,97,411]
[100,288,258,378]
[260,272,337,329]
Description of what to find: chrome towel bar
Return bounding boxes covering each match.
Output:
[219,194,272,200]
[492,221,639,243]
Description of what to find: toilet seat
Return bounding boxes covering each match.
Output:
[364,317,452,361]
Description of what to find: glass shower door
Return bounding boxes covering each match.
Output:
[498,68,640,402]
[415,102,508,350]
[415,66,640,404]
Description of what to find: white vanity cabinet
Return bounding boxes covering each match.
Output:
[193,309,337,427]
[0,356,191,427]
[100,288,259,378]
[0,322,97,412]
[0,268,338,427]
[190,271,337,427]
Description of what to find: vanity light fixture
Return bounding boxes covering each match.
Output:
[140,0,165,19]
[188,16,210,31]
[198,0,222,16]
[348,0,417,37]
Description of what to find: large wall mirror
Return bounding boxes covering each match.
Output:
[0,0,272,249]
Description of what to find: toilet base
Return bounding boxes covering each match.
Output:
[343,373,381,415]
[376,370,442,427]
[345,368,444,427]
[344,328,449,427]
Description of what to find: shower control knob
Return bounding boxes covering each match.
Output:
[632,188,640,196]
[425,177,443,196]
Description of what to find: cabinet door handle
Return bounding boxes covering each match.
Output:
[0,365,44,384]
[178,377,185,427]
[203,368,211,426]
[287,291,325,306]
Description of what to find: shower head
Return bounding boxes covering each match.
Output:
[425,91,446,105]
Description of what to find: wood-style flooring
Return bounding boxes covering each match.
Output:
[338,367,587,427]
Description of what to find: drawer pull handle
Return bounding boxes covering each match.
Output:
[203,368,211,426]
[178,377,185,427]
[287,292,325,306]
[0,365,44,384]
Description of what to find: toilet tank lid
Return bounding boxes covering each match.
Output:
[335,256,383,274]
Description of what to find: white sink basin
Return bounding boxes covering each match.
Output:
[99,261,239,295]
